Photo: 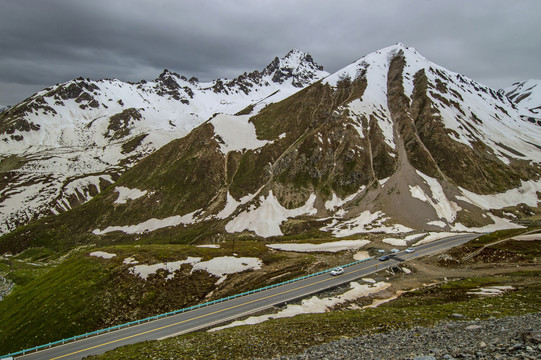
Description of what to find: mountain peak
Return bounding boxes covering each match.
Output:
[262,49,327,87]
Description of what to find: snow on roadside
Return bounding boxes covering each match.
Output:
[208,281,390,332]
[382,233,427,247]
[89,251,116,259]
[196,244,220,248]
[114,186,147,204]
[382,238,407,246]
[267,239,370,253]
[92,210,199,235]
[225,191,317,237]
[413,232,471,246]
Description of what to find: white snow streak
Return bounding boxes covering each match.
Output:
[92,210,198,235]
[267,239,370,253]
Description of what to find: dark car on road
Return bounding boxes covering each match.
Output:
[378,255,390,261]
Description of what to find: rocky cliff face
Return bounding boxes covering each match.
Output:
[1,44,540,254]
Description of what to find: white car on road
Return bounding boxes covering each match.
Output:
[330,267,344,276]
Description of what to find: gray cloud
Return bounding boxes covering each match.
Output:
[1,0,540,105]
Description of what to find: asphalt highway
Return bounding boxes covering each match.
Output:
[14,233,477,360]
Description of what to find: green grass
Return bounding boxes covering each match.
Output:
[0,255,110,354]
[0,241,313,355]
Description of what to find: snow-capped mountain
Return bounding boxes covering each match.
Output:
[503,79,541,124]
[0,50,328,234]
[1,44,540,255]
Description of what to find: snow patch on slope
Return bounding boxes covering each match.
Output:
[211,114,269,154]
[457,179,541,209]
[452,214,524,233]
[89,251,116,259]
[216,191,258,219]
[114,186,147,204]
[267,239,370,252]
[92,210,199,235]
[209,281,390,331]
[191,256,263,283]
[410,171,461,223]
[128,256,262,282]
[225,191,317,237]
[129,257,201,280]
[321,210,412,237]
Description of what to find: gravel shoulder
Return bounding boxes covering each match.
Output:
[276,312,541,360]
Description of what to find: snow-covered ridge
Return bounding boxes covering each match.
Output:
[0,50,327,235]
[325,43,541,166]
[503,79,541,119]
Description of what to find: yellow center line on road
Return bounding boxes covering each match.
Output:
[47,235,471,360]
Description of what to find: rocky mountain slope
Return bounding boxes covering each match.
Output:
[0,50,327,234]
[1,44,541,255]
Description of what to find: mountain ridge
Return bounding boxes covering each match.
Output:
[0,50,328,235]
[0,44,540,254]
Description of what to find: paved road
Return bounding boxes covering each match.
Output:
[14,234,477,360]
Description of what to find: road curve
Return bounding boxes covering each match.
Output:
[14,234,477,360]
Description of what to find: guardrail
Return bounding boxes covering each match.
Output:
[2,255,374,359]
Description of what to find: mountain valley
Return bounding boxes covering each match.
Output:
[0,44,540,359]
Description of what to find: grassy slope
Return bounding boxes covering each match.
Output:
[0,241,316,355]
[0,254,109,353]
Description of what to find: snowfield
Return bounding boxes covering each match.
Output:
[0,50,328,236]
[211,114,269,154]
[321,210,413,237]
[225,191,317,237]
[267,239,370,252]
[92,210,199,235]
[128,256,262,282]
[114,186,148,204]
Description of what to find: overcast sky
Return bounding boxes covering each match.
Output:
[1,0,540,106]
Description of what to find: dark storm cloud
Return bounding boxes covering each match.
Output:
[1,0,540,106]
